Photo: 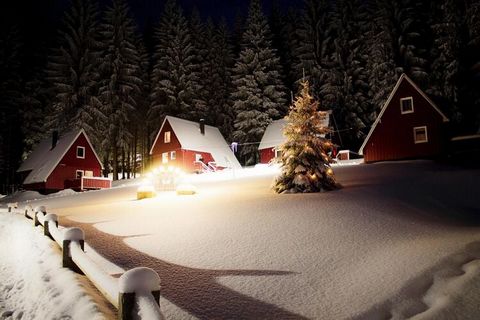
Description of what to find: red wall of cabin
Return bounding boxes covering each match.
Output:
[45,133,102,190]
[259,148,275,164]
[363,80,446,163]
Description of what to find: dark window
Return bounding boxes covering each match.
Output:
[400,97,414,114]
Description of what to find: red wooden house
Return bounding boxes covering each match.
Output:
[359,74,449,163]
[149,116,241,172]
[17,129,111,192]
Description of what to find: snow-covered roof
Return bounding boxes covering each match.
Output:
[359,74,449,155]
[259,114,331,150]
[17,129,102,184]
[258,119,287,150]
[150,116,241,169]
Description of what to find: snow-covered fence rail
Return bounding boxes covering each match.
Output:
[18,205,163,320]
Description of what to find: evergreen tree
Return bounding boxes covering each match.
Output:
[188,8,208,120]
[98,0,142,180]
[204,19,235,140]
[150,0,199,124]
[366,0,398,119]
[231,0,287,165]
[429,0,463,122]
[273,80,339,193]
[327,0,372,147]
[46,0,102,139]
[0,24,23,193]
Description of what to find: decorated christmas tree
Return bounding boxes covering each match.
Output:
[273,80,340,193]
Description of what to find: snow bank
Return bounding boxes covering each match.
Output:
[0,211,114,319]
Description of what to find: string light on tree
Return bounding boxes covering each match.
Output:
[273,80,340,193]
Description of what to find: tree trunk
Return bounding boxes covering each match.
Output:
[133,128,138,178]
[112,141,118,181]
[121,147,126,180]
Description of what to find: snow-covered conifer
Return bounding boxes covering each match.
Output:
[150,0,199,122]
[98,0,142,180]
[231,0,287,165]
[273,80,339,193]
[46,0,102,139]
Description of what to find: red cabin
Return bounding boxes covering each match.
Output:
[149,116,241,172]
[17,129,110,193]
[359,74,449,163]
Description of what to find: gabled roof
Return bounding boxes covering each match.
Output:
[359,74,449,155]
[259,119,287,150]
[150,116,242,169]
[259,113,331,150]
[17,129,102,184]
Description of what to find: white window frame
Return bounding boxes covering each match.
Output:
[274,148,282,159]
[162,152,169,164]
[75,170,84,179]
[195,154,202,162]
[164,131,171,143]
[170,151,176,160]
[400,97,414,114]
[76,146,85,159]
[413,126,428,144]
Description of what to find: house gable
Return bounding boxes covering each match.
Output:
[359,74,448,156]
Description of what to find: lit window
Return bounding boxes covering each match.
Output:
[164,131,171,143]
[162,152,169,164]
[413,126,428,143]
[76,170,84,179]
[77,146,85,159]
[84,170,93,177]
[170,151,176,160]
[400,97,414,114]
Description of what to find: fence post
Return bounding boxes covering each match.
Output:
[44,214,58,239]
[118,267,161,320]
[24,205,32,218]
[34,206,46,226]
[62,227,84,273]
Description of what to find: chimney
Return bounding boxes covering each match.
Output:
[51,131,59,150]
[199,119,205,135]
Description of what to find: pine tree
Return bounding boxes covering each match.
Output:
[98,0,142,180]
[204,18,235,139]
[0,24,23,193]
[428,0,463,122]
[273,80,339,193]
[365,0,398,120]
[46,0,102,139]
[150,0,199,124]
[231,0,287,165]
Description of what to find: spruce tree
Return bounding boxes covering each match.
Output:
[46,0,102,139]
[150,0,199,123]
[204,19,235,139]
[231,0,287,165]
[98,0,142,180]
[273,80,339,194]
[0,24,23,193]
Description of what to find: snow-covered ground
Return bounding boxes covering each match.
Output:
[0,212,116,320]
[1,160,480,319]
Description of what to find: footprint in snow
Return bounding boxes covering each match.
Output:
[1,310,13,318]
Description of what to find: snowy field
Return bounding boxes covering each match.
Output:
[1,160,480,319]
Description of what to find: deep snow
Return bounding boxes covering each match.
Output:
[2,161,480,319]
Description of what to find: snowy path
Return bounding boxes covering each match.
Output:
[7,161,480,319]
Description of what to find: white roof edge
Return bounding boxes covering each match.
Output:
[149,117,169,155]
[41,129,103,182]
[359,74,449,155]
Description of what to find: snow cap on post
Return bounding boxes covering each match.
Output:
[44,213,58,223]
[63,227,85,241]
[35,205,46,214]
[119,267,161,293]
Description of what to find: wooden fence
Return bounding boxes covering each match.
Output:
[7,204,163,320]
